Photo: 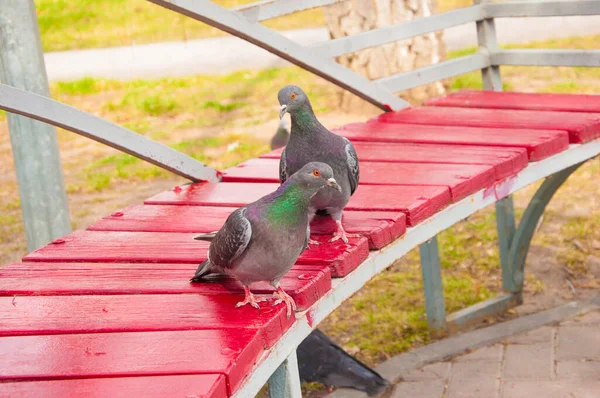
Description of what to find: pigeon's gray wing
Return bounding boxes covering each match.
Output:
[343,137,359,195]
[209,207,252,269]
[279,147,288,184]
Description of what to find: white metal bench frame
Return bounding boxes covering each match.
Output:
[1,0,599,397]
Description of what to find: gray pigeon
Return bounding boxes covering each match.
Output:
[190,162,341,317]
[270,117,290,150]
[278,85,360,244]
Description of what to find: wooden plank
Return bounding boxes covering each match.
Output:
[376,106,600,144]
[88,205,407,250]
[425,90,600,113]
[0,263,331,311]
[0,294,294,348]
[336,122,569,161]
[0,374,228,398]
[22,231,370,277]
[260,142,529,181]
[0,329,263,395]
[222,158,495,201]
[144,183,452,226]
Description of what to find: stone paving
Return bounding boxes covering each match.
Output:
[392,310,600,398]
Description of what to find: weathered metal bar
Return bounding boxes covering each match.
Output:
[492,50,600,67]
[510,162,585,290]
[147,0,408,111]
[376,53,490,93]
[496,198,518,293]
[447,293,521,331]
[485,0,600,18]
[419,236,448,336]
[0,84,220,183]
[312,5,485,58]
[267,350,302,398]
[0,0,71,252]
[475,0,502,91]
[234,0,348,23]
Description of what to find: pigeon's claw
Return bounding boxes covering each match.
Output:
[329,222,360,244]
[272,287,297,319]
[308,238,321,246]
[236,286,265,309]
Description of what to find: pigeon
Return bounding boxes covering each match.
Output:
[297,329,391,396]
[190,162,342,317]
[270,117,290,150]
[278,85,360,244]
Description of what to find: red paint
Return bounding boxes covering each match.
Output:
[0,293,294,349]
[173,186,182,193]
[52,239,65,244]
[425,90,600,113]
[337,121,569,161]
[0,329,262,395]
[23,231,369,277]
[306,310,314,328]
[261,141,528,181]
[376,106,600,144]
[483,176,518,200]
[383,104,393,112]
[222,158,495,201]
[88,205,407,250]
[111,211,124,217]
[0,374,228,398]
[0,263,331,312]
[145,183,450,226]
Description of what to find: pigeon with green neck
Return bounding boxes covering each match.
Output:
[278,85,360,244]
[191,162,341,318]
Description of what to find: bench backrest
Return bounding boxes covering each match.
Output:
[149,0,600,111]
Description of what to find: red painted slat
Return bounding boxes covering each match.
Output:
[0,329,263,395]
[260,142,529,181]
[0,263,330,311]
[222,158,495,201]
[0,374,228,398]
[144,183,451,226]
[23,231,369,277]
[88,205,406,250]
[376,106,600,144]
[425,90,600,113]
[336,122,569,161]
[0,294,293,349]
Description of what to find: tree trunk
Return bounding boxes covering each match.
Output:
[324,0,447,112]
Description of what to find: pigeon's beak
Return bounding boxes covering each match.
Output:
[279,104,287,119]
[327,177,342,192]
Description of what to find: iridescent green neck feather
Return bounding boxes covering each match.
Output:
[266,182,312,228]
[291,106,318,132]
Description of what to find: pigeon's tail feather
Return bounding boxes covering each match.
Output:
[193,232,217,241]
[190,259,213,282]
[297,329,391,396]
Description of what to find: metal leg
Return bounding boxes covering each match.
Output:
[268,350,302,398]
[509,162,584,291]
[0,0,71,252]
[419,236,448,336]
[496,196,518,293]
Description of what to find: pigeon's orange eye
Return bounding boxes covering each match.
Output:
[290,92,296,100]
[313,169,320,177]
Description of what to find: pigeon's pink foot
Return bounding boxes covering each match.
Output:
[329,222,360,244]
[272,287,297,319]
[235,286,265,309]
[308,238,321,246]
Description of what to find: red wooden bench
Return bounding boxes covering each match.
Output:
[1,0,599,397]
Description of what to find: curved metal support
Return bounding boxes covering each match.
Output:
[147,0,409,111]
[509,161,586,290]
[0,84,221,183]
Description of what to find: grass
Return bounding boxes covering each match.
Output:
[36,0,471,53]
[36,0,325,52]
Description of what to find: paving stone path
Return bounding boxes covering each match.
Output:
[392,310,600,398]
